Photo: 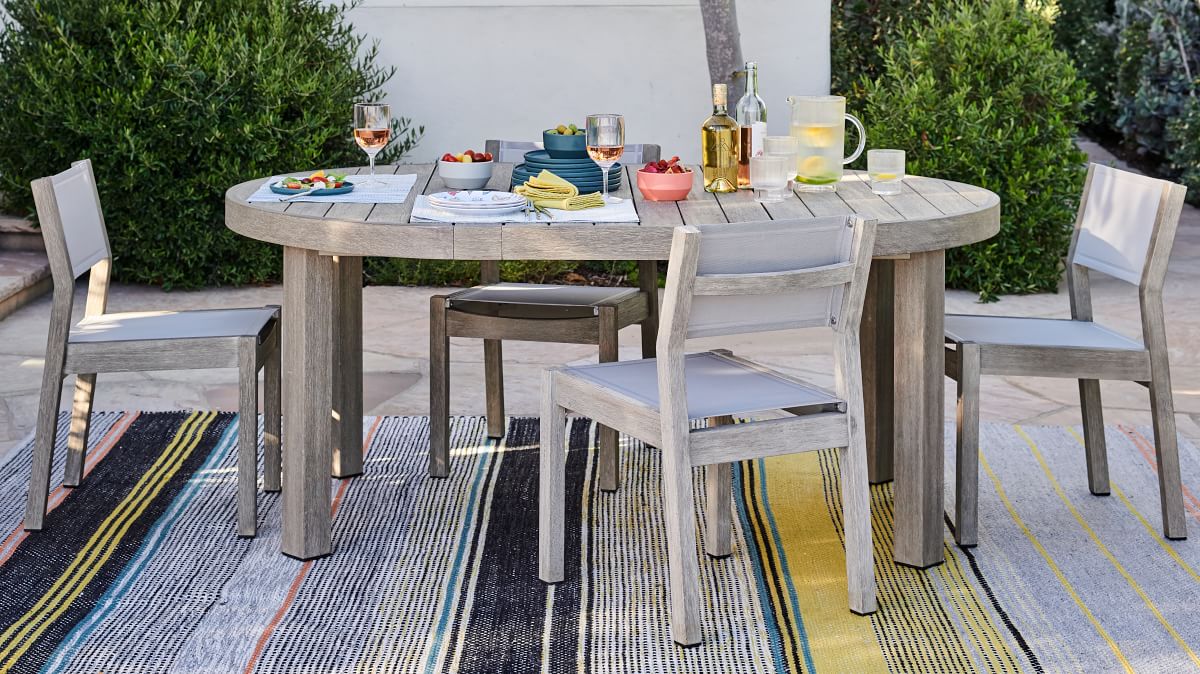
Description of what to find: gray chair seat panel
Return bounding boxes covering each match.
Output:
[944,314,1143,351]
[448,283,640,320]
[70,307,278,344]
[566,351,841,420]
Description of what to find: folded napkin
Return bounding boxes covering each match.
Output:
[514,170,604,211]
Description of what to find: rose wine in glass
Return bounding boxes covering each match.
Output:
[353,103,391,186]
[586,114,624,203]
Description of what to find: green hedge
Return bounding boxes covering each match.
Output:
[1051,0,1119,135]
[861,0,1090,300]
[0,0,420,288]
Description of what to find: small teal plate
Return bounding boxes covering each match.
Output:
[270,180,355,197]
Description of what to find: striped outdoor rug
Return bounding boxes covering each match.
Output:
[0,412,1198,673]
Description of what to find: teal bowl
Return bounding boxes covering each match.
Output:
[543,130,588,159]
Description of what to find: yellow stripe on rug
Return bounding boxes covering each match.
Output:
[754,452,886,672]
[0,411,215,668]
[1015,425,1200,669]
[980,451,1135,673]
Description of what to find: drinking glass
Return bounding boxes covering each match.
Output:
[353,103,391,187]
[868,149,905,195]
[763,135,800,188]
[586,114,624,203]
[750,155,788,203]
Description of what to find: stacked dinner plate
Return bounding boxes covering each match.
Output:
[426,191,527,216]
[511,150,622,193]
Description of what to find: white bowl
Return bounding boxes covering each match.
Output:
[438,159,494,189]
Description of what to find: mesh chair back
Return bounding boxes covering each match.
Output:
[1072,164,1178,286]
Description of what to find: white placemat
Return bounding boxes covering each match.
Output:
[246,173,418,204]
[411,195,640,223]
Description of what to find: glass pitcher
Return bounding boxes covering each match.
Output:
[786,95,866,192]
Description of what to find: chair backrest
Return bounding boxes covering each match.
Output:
[484,139,661,165]
[32,159,111,283]
[662,217,876,343]
[1069,163,1187,289]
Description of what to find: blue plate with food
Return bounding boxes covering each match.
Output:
[269,171,355,196]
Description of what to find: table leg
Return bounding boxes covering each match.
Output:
[332,255,364,478]
[892,250,945,568]
[861,259,895,484]
[282,246,334,560]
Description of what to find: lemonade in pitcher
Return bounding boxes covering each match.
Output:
[787,96,865,192]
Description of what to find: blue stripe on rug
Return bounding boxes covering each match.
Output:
[40,418,239,673]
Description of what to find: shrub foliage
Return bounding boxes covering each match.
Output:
[862,0,1090,299]
[1051,0,1119,135]
[1113,0,1200,164]
[0,0,420,287]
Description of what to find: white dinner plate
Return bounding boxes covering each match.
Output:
[428,191,524,208]
[431,202,528,216]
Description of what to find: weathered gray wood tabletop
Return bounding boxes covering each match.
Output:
[226,163,1000,567]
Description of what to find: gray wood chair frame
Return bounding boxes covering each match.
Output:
[538,216,879,646]
[428,141,663,485]
[944,163,1188,547]
[25,159,282,538]
[430,267,655,487]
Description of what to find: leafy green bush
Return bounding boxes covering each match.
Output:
[0,0,421,288]
[1166,100,1200,204]
[829,0,940,96]
[862,0,1090,299]
[1112,0,1199,163]
[1052,0,1119,134]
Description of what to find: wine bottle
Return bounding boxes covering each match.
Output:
[701,83,739,193]
[735,61,767,189]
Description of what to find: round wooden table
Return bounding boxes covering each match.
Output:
[226,163,1000,564]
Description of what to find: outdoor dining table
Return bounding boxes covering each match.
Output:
[225,163,1000,568]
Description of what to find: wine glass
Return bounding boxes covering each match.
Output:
[586,114,624,203]
[353,103,391,187]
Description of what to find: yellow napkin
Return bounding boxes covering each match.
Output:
[515,170,604,210]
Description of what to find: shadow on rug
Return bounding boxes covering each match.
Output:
[0,411,1198,673]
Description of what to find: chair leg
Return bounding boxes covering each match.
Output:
[430,296,451,478]
[63,373,97,487]
[704,416,733,558]
[237,338,259,538]
[839,339,877,615]
[638,260,659,359]
[484,339,506,439]
[661,432,703,645]
[597,306,620,492]
[1148,368,1187,539]
[954,343,981,547]
[1078,379,1110,495]
[539,370,568,583]
[263,325,282,493]
[25,346,67,531]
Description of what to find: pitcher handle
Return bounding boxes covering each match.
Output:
[844,113,866,165]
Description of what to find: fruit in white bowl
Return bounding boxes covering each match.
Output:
[439,150,494,189]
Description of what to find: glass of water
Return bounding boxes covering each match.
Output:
[763,135,800,188]
[868,149,905,195]
[750,155,789,203]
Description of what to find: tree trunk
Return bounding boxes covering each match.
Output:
[699,0,745,102]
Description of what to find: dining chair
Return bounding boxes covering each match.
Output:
[483,140,661,165]
[538,216,879,646]
[25,159,282,538]
[944,163,1188,547]
[428,142,663,485]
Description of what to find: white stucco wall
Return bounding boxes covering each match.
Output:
[346,0,831,162]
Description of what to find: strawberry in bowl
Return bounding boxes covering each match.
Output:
[637,156,692,201]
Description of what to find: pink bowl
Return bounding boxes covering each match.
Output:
[636,169,693,201]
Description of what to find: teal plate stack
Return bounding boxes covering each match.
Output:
[511,150,622,193]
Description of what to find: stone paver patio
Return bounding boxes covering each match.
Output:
[2,142,1197,450]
